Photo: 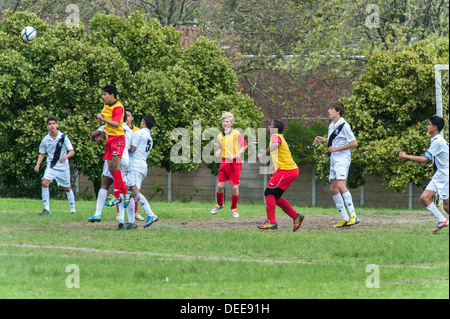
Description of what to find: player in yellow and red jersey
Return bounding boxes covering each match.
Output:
[96,84,130,207]
[257,119,304,231]
[210,112,248,218]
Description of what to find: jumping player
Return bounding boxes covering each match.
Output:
[210,112,248,218]
[34,116,76,215]
[257,120,304,231]
[87,111,133,228]
[315,101,359,228]
[96,84,130,207]
[399,116,449,232]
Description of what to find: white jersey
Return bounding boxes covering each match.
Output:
[129,127,153,175]
[98,124,133,167]
[327,117,356,163]
[39,130,74,170]
[425,133,449,183]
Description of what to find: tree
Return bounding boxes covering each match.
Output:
[200,0,449,117]
[313,36,449,192]
[0,11,263,197]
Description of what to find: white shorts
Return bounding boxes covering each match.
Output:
[329,160,350,181]
[102,161,128,180]
[126,170,146,189]
[43,167,71,188]
[426,178,449,200]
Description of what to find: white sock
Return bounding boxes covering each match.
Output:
[426,203,447,223]
[135,193,156,218]
[117,202,125,222]
[65,189,76,213]
[42,187,50,211]
[332,193,349,222]
[342,191,356,217]
[95,188,108,216]
[126,197,136,223]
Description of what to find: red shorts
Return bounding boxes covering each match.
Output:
[103,135,125,160]
[267,168,299,190]
[218,160,242,185]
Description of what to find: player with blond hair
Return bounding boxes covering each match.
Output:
[210,112,248,218]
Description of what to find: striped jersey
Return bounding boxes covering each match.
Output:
[38,130,74,170]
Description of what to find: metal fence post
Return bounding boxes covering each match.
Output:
[408,182,413,210]
[168,170,172,202]
[360,173,365,206]
[312,167,316,207]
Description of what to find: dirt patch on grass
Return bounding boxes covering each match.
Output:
[179,212,437,232]
[4,211,439,232]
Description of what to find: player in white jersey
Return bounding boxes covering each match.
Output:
[125,115,158,229]
[399,116,449,232]
[88,112,133,228]
[34,116,76,215]
[315,102,359,228]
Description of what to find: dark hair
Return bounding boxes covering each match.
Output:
[330,101,345,117]
[47,116,57,124]
[143,115,156,129]
[430,116,445,132]
[271,119,285,134]
[125,108,133,117]
[123,108,128,124]
[102,84,118,98]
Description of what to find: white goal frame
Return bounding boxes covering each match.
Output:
[435,64,449,132]
[434,64,448,211]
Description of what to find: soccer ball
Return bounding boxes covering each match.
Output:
[21,26,37,41]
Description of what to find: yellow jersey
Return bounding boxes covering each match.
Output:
[101,101,125,136]
[217,129,247,160]
[270,134,298,170]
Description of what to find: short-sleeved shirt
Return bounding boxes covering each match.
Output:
[327,118,356,163]
[424,133,449,183]
[129,127,153,175]
[217,129,247,163]
[130,126,140,133]
[39,130,74,170]
[101,101,125,136]
[270,134,298,171]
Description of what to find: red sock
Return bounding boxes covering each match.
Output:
[113,170,128,199]
[216,192,224,206]
[231,195,239,210]
[134,200,139,214]
[265,195,276,224]
[276,198,298,219]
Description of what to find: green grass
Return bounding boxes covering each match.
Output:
[0,198,448,299]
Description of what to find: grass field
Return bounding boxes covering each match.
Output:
[0,198,448,300]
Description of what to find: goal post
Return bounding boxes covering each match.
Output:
[435,64,449,138]
[434,64,448,212]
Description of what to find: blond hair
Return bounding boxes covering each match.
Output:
[221,112,234,123]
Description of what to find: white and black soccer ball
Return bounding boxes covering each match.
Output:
[21,26,37,42]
